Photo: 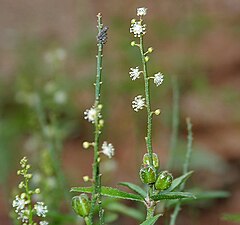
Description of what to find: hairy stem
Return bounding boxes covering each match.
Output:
[139,35,155,219]
[25,176,33,224]
[139,35,153,167]
[89,13,104,225]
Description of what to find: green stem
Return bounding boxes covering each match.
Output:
[167,76,179,170]
[146,205,156,220]
[139,35,153,167]
[84,217,91,225]
[139,34,155,220]
[35,100,69,203]
[169,118,193,225]
[24,171,33,224]
[89,13,104,225]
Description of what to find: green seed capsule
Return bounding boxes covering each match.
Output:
[72,194,90,218]
[155,171,173,190]
[143,153,159,170]
[139,165,156,184]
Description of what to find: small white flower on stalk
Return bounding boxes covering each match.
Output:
[102,141,115,158]
[129,67,142,80]
[84,106,101,123]
[34,202,48,217]
[12,195,27,212]
[18,209,30,223]
[153,72,164,86]
[137,7,147,16]
[40,221,49,225]
[132,95,145,112]
[130,21,146,37]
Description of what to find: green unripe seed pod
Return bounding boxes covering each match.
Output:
[155,171,173,190]
[143,153,159,170]
[139,165,156,184]
[72,194,90,218]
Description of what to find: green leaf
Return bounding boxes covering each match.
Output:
[140,214,161,225]
[194,191,230,200]
[167,190,229,208]
[106,202,144,221]
[71,186,144,202]
[118,182,147,198]
[163,171,193,193]
[151,192,195,201]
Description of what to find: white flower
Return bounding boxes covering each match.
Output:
[153,72,164,86]
[40,221,49,225]
[84,106,101,123]
[132,95,145,112]
[12,195,27,213]
[17,209,30,222]
[130,21,146,37]
[34,202,48,217]
[137,7,147,16]
[102,142,115,158]
[129,67,142,80]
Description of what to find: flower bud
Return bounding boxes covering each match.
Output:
[143,153,159,170]
[144,56,149,62]
[35,188,40,194]
[99,119,104,127]
[83,176,89,182]
[148,47,153,53]
[155,171,173,190]
[72,194,90,218]
[131,19,136,24]
[83,142,90,149]
[97,104,103,110]
[18,182,24,189]
[131,41,136,46]
[154,109,161,115]
[139,165,156,184]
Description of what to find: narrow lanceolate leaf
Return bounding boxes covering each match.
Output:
[162,171,194,193]
[140,214,162,225]
[71,186,144,202]
[151,192,195,201]
[167,191,230,208]
[118,182,147,198]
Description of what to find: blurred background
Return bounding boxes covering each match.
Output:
[0,0,240,224]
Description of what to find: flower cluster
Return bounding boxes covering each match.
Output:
[83,104,115,159]
[130,20,146,37]
[137,7,147,16]
[129,7,165,113]
[102,142,115,158]
[129,67,142,80]
[12,157,48,225]
[84,105,102,123]
[153,72,164,86]
[132,95,145,112]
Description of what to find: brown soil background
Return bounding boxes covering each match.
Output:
[0,0,240,224]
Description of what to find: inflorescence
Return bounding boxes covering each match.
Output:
[129,7,164,113]
[13,157,48,225]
